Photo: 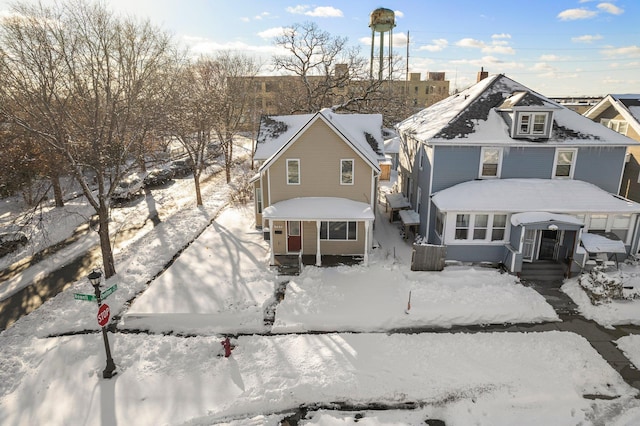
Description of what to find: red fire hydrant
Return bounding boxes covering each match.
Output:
[221,337,232,358]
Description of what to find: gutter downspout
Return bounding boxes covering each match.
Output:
[316,220,321,266]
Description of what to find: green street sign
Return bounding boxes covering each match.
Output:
[102,284,118,299]
[74,293,96,302]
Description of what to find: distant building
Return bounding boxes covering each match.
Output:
[550,97,602,115]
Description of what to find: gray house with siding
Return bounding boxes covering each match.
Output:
[396,74,640,276]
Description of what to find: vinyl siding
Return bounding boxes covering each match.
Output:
[267,119,373,205]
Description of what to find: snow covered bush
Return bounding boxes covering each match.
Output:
[578,266,623,305]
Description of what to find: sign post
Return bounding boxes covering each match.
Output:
[88,270,117,379]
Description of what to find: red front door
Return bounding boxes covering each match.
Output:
[287,221,301,252]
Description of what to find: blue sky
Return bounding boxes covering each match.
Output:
[1,0,639,97]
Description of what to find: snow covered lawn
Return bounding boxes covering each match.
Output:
[0,331,636,426]
[122,207,277,335]
[617,335,640,370]
[273,263,558,332]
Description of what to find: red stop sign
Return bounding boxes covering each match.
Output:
[97,304,111,327]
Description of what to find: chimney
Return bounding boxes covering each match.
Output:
[477,67,488,82]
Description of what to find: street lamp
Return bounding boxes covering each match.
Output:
[88,269,117,379]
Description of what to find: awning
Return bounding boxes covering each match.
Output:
[581,232,627,254]
[399,209,420,226]
[385,193,410,209]
[511,212,584,226]
[263,197,374,221]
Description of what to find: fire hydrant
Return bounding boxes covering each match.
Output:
[221,337,232,358]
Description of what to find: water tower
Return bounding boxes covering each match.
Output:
[369,8,396,81]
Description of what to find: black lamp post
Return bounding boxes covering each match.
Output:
[88,269,117,379]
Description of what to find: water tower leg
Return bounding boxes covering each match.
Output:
[379,31,384,80]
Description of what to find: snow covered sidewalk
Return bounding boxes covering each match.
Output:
[1,330,637,425]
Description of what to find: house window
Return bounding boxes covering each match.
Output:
[602,119,629,135]
[611,214,631,241]
[491,214,507,241]
[419,146,424,170]
[479,147,502,178]
[455,214,470,240]
[341,159,354,185]
[589,214,607,232]
[255,188,262,214]
[553,148,577,179]
[320,221,357,240]
[473,214,488,240]
[435,208,444,237]
[453,213,508,242]
[517,113,548,136]
[416,187,422,213]
[287,159,300,184]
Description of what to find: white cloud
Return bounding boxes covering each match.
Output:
[456,38,515,55]
[394,10,404,18]
[456,38,486,49]
[572,34,603,43]
[557,8,598,20]
[539,54,563,61]
[285,5,343,18]
[601,45,640,57]
[483,45,515,55]
[257,27,285,39]
[492,33,511,40]
[597,2,624,15]
[181,36,281,58]
[240,17,250,23]
[449,56,525,70]
[419,38,449,52]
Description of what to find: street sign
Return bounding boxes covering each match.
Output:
[97,304,111,327]
[102,284,118,299]
[74,293,96,302]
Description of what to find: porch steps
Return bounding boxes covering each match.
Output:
[520,261,566,282]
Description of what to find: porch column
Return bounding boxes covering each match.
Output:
[364,221,370,266]
[269,219,275,265]
[316,220,322,266]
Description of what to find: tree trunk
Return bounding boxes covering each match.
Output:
[51,173,64,207]
[225,152,232,183]
[194,174,203,206]
[97,200,116,278]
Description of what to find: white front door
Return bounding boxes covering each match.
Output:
[522,229,537,262]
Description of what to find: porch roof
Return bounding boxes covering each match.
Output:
[432,179,640,214]
[263,197,375,221]
[511,212,584,226]
[581,232,627,253]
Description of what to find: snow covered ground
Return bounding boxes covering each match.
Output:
[2,166,640,424]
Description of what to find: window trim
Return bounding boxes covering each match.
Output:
[419,145,424,170]
[319,221,358,241]
[287,159,300,185]
[340,159,354,185]
[552,148,577,179]
[516,112,549,137]
[255,187,263,214]
[450,212,510,243]
[478,147,503,179]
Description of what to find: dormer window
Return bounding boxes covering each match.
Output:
[517,112,548,136]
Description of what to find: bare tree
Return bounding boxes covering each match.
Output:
[272,21,383,114]
[0,0,178,278]
[165,53,260,194]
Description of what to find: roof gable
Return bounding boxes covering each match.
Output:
[397,74,637,147]
[584,94,640,137]
[257,110,383,173]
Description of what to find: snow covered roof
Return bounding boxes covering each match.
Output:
[432,179,640,214]
[396,74,638,147]
[584,94,640,138]
[581,232,627,254]
[384,136,400,154]
[254,109,385,165]
[262,197,375,221]
[511,212,584,226]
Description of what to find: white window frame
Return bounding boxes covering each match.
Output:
[319,221,357,241]
[517,112,548,137]
[340,159,354,185]
[287,159,300,185]
[450,213,510,243]
[479,147,503,179]
[552,148,577,179]
[255,187,262,214]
